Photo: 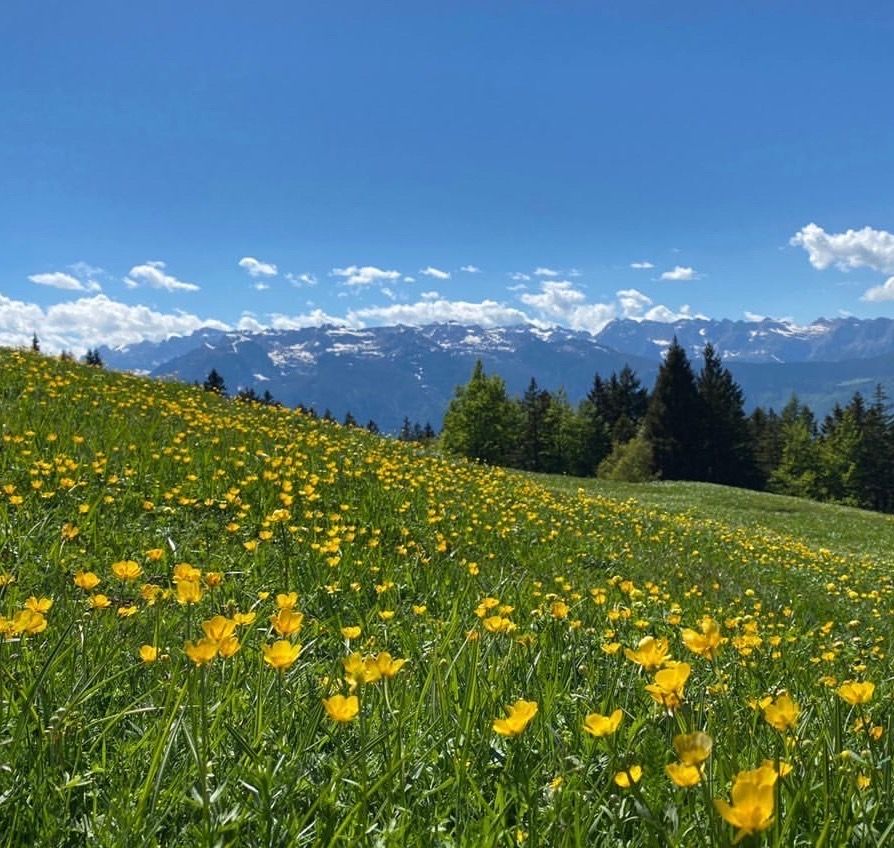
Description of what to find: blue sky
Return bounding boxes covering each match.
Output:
[2,1,894,350]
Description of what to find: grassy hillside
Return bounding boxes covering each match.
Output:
[1,349,893,846]
[535,475,894,563]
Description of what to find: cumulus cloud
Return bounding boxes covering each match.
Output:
[861,276,894,303]
[460,265,481,273]
[331,265,402,287]
[348,298,531,329]
[124,261,200,292]
[252,282,270,291]
[267,309,347,330]
[420,266,451,280]
[0,293,228,354]
[533,267,560,277]
[660,265,698,281]
[286,272,317,287]
[28,272,89,291]
[791,223,894,274]
[521,281,614,332]
[510,272,531,282]
[238,256,278,278]
[630,261,654,270]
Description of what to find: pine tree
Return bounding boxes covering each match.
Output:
[696,343,758,487]
[343,411,358,428]
[31,333,40,353]
[366,420,380,434]
[588,366,648,443]
[203,368,226,395]
[642,338,704,480]
[748,407,783,487]
[519,378,552,470]
[574,398,612,476]
[398,417,414,441]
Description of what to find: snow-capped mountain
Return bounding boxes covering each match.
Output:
[97,318,894,431]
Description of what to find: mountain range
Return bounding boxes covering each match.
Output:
[97,316,894,432]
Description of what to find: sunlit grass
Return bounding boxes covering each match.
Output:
[0,348,892,846]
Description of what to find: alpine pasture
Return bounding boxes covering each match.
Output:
[0,349,892,846]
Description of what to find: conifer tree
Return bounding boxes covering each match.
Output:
[203,368,226,395]
[642,338,704,480]
[519,378,552,470]
[31,333,40,353]
[696,343,758,487]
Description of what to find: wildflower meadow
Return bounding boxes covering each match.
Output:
[1,349,892,846]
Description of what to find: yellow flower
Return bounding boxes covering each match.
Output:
[412,605,427,615]
[625,636,671,670]
[184,638,218,666]
[12,609,48,635]
[673,731,713,766]
[601,641,621,655]
[111,560,142,581]
[202,615,237,643]
[493,699,538,737]
[88,594,111,610]
[761,759,792,778]
[837,680,875,705]
[645,663,691,712]
[262,639,302,671]
[483,615,514,634]
[204,571,223,587]
[323,693,360,723]
[217,635,241,658]
[551,601,569,619]
[139,644,158,663]
[140,583,162,604]
[582,708,623,738]
[666,762,702,788]
[117,605,138,617]
[614,765,643,788]
[681,617,724,660]
[270,608,304,637]
[378,610,395,621]
[24,596,53,613]
[175,579,203,605]
[340,625,362,639]
[173,563,202,583]
[73,570,100,591]
[276,591,298,609]
[232,611,256,626]
[714,766,776,843]
[371,651,407,679]
[763,692,799,732]
[145,548,165,561]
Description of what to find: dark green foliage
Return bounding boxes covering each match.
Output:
[588,365,648,443]
[696,344,758,487]
[203,368,226,395]
[642,339,704,480]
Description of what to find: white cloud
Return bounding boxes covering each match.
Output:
[791,223,894,274]
[238,256,278,278]
[0,292,228,354]
[236,313,267,333]
[420,266,451,280]
[660,265,698,281]
[521,281,615,333]
[744,311,767,322]
[252,282,270,291]
[460,265,481,273]
[381,287,397,300]
[348,298,531,329]
[861,276,894,303]
[630,261,654,270]
[28,272,88,291]
[124,261,200,292]
[510,272,531,281]
[330,265,402,287]
[506,283,528,292]
[420,290,440,300]
[616,288,653,317]
[286,272,318,287]
[403,276,416,283]
[268,309,346,330]
[534,267,560,277]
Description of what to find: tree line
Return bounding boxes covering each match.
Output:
[441,340,894,513]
